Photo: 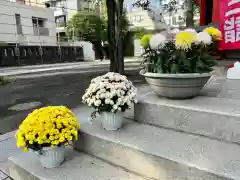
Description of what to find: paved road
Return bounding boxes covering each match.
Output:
[0,72,146,134]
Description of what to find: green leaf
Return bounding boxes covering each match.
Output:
[170,64,180,73]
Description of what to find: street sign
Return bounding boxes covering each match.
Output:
[219,0,240,50]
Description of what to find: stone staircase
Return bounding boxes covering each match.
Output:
[8,79,240,180]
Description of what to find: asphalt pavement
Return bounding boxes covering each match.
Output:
[0,72,146,134]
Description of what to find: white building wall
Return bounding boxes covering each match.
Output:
[160,0,200,27]
[0,0,57,46]
[127,8,167,30]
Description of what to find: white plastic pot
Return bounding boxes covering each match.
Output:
[101,111,124,130]
[37,146,65,168]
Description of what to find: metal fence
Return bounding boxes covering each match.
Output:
[0,45,84,66]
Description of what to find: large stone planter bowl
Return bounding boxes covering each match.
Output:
[140,71,212,99]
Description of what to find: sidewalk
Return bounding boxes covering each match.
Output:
[0,58,141,77]
[0,131,19,180]
[0,84,147,180]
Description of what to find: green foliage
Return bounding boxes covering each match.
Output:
[140,34,152,47]
[132,28,163,39]
[104,9,129,39]
[67,12,105,42]
[162,0,199,15]
[132,28,146,39]
[162,0,199,27]
[0,42,7,46]
[0,76,11,86]
[142,42,216,74]
[119,10,130,37]
[134,0,199,27]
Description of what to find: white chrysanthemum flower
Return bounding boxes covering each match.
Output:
[105,99,111,104]
[100,93,105,99]
[82,72,137,117]
[150,33,167,48]
[195,32,212,45]
[110,100,114,105]
[113,105,118,110]
[94,100,101,107]
[183,28,198,36]
[99,83,105,89]
[90,99,94,104]
[184,28,197,36]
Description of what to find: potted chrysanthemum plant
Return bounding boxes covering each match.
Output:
[82,72,137,130]
[15,106,80,168]
[140,27,222,99]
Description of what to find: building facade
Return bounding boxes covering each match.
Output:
[40,0,102,34]
[126,0,200,29]
[0,0,57,46]
[9,0,44,7]
[159,0,200,27]
[127,8,167,30]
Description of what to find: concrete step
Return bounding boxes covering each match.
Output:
[8,148,146,180]
[73,106,240,180]
[134,91,240,144]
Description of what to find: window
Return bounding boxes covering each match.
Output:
[32,17,49,36]
[51,1,56,7]
[15,14,23,35]
[172,16,177,25]
[32,17,45,27]
[55,15,66,27]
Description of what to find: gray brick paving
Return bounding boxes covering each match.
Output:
[0,131,21,180]
[0,170,7,180]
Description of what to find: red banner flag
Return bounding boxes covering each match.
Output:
[219,0,240,50]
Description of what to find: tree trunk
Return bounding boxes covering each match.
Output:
[106,0,118,72]
[116,0,124,74]
[186,0,194,27]
[92,41,103,60]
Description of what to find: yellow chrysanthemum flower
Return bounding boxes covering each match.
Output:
[15,106,80,152]
[175,31,197,50]
[140,34,152,47]
[59,136,65,143]
[203,27,222,41]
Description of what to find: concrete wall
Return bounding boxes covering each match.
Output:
[60,41,95,61]
[60,39,143,60]
[0,0,57,46]
[134,39,143,57]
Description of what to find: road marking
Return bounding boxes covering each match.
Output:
[8,102,42,111]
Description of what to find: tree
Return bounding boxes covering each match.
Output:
[105,0,125,74]
[134,0,199,27]
[102,9,130,59]
[163,0,199,27]
[185,0,194,27]
[67,12,105,59]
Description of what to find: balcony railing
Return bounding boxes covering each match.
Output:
[33,27,49,36]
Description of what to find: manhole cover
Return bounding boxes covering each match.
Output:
[8,102,42,111]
